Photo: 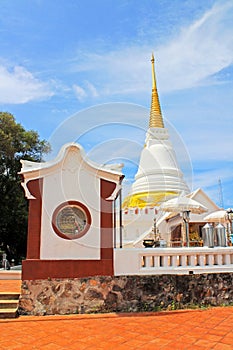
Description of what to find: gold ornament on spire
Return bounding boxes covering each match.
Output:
[149,53,164,128]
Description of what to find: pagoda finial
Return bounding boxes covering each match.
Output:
[149,53,164,128]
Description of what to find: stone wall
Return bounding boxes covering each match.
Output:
[19,273,233,316]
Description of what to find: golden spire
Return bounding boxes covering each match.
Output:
[149,53,164,128]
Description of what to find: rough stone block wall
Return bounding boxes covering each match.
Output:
[19,273,233,316]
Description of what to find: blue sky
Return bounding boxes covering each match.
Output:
[0,0,233,207]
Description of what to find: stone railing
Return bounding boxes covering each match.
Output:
[114,247,233,275]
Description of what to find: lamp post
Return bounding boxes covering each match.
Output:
[182,210,190,247]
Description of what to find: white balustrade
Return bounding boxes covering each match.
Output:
[114,247,233,276]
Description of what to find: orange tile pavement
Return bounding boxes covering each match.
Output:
[1,280,233,349]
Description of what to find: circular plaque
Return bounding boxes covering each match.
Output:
[52,201,91,239]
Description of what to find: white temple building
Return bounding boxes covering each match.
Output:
[122,55,220,247]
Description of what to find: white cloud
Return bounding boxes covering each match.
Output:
[72,48,150,97]
[0,65,54,104]
[73,84,87,101]
[85,138,142,166]
[73,81,99,101]
[182,124,233,162]
[192,166,233,207]
[45,1,233,204]
[158,1,233,91]
[85,81,99,98]
[71,1,233,96]
[193,167,233,190]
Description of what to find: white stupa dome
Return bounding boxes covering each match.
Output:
[123,55,189,208]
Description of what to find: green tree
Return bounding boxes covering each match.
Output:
[0,112,50,264]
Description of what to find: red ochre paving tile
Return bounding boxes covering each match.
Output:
[162,342,196,350]
[162,332,182,342]
[10,344,37,350]
[0,280,233,350]
[201,333,224,342]
[208,328,230,337]
[39,344,64,350]
[194,339,218,348]
[217,325,233,332]
[185,345,207,350]
[150,338,172,346]
[109,345,133,350]
[178,334,197,344]
[0,340,20,349]
[121,339,148,347]
[188,325,206,332]
[68,341,89,350]
[221,335,233,346]
[136,333,162,342]
[225,331,233,338]
[213,343,233,350]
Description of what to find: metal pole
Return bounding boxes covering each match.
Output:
[113,199,116,248]
[119,189,123,248]
[185,221,189,247]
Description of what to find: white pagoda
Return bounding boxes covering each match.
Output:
[123,54,189,210]
[122,55,190,245]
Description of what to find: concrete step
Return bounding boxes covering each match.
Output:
[0,300,19,309]
[0,292,20,300]
[0,308,18,319]
[0,270,21,280]
[0,292,20,318]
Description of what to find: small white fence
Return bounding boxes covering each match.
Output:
[114,247,233,275]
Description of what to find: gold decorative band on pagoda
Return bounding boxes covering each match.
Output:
[122,191,178,209]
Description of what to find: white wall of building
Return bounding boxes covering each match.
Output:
[40,149,101,260]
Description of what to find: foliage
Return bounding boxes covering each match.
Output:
[0,112,50,264]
